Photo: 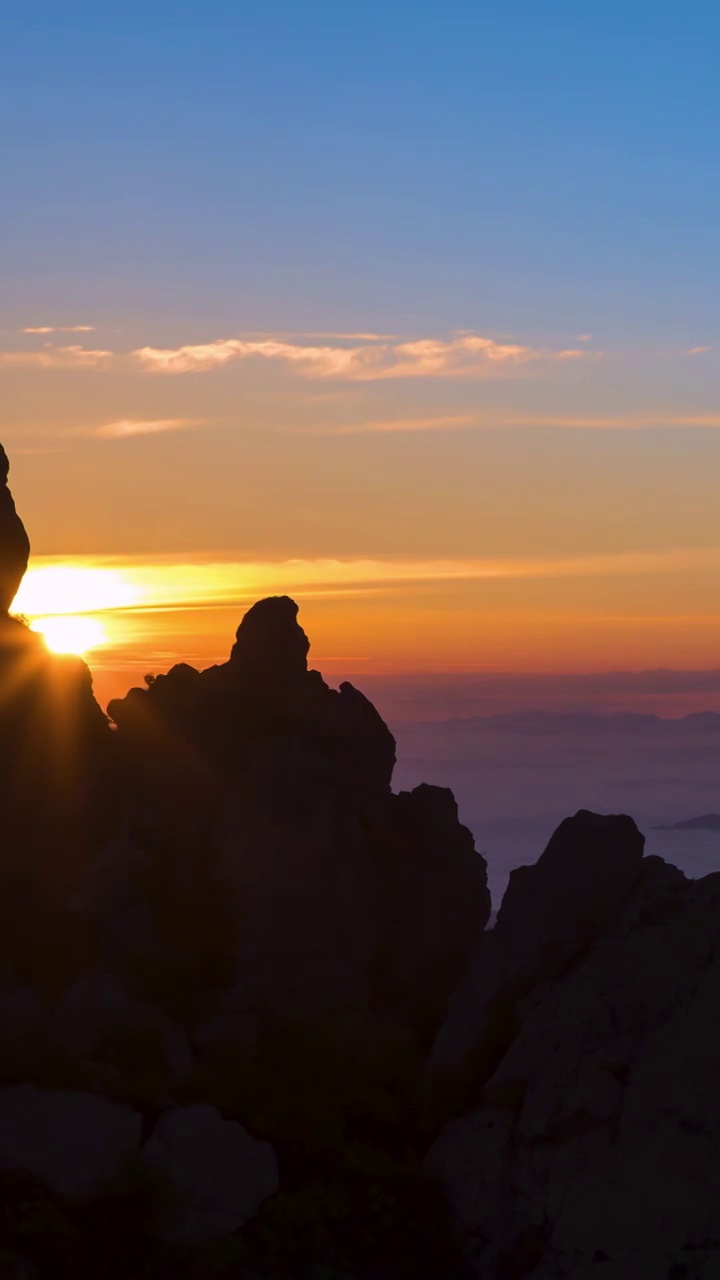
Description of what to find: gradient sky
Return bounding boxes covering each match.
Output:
[4,3,720,707]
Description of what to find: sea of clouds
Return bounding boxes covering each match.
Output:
[389,709,720,910]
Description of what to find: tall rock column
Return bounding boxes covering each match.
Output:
[0,444,30,614]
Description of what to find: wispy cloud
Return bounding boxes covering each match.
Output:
[23,325,95,334]
[575,333,593,342]
[90,418,198,439]
[240,330,401,341]
[0,345,112,369]
[685,345,712,356]
[293,409,720,436]
[293,415,481,436]
[134,333,591,380]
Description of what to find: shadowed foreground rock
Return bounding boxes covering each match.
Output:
[0,587,488,1276]
[1,447,719,1277]
[0,450,115,986]
[426,842,720,1278]
[426,809,645,1082]
[0,444,29,612]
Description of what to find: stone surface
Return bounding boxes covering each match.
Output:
[51,975,194,1093]
[140,1104,278,1244]
[192,1011,258,1070]
[426,855,720,1278]
[0,1086,141,1200]
[372,784,491,1039]
[214,732,380,1019]
[427,809,645,1080]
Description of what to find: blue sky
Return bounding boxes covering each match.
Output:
[5,2,720,691]
[3,2,720,343]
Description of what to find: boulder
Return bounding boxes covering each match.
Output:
[0,1086,141,1200]
[427,810,645,1081]
[51,975,194,1096]
[139,1104,278,1244]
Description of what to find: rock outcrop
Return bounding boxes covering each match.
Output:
[102,594,487,1040]
[426,844,720,1278]
[0,444,29,614]
[0,1087,141,1200]
[0,449,114,991]
[3,441,720,1277]
[426,809,645,1082]
[139,1105,278,1245]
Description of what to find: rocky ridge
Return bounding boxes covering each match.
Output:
[0,448,717,1277]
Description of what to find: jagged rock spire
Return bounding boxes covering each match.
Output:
[229,595,310,682]
[0,444,30,612]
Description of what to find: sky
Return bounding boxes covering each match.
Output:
[5,3,720,710]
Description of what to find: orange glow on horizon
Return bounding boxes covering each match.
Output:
[11,549,720,709]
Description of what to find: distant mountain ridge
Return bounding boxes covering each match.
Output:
[655,813,720,831]
[420,709,720,733]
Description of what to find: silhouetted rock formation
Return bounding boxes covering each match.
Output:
[425,834,720,1277]
[229,593,310,682]
[427,809,645,1081]
[100,596,485,1043]
[3,443,720,1276]
[0,444,29,613]
[0,451,114,987]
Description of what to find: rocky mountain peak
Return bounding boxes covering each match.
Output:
[229,594,310,682]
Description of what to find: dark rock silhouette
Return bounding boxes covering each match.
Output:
[0,444,30,613]
[426,855,720,1278]
[426,809,645,1081]
[229,593,310,681]
[1,442,720,1276]
[102,594,483,1037]
[0,451,114,987]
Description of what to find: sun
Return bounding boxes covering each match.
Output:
[14,565,139,617]
[31,615,107,657]
[11,563,139,657]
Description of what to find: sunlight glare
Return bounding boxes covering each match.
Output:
[32,615,108,657]
[13,565,140,618]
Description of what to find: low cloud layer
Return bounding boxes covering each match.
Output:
[23,325,95,334]
[391,709,720,904]
[133,333,588,379]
